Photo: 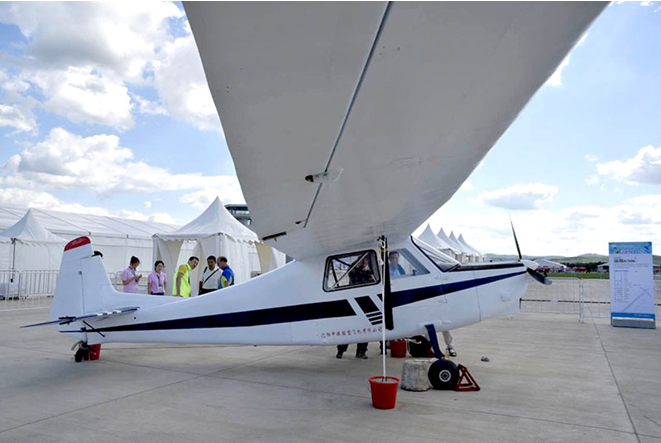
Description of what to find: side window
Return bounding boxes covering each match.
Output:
[388,249,429,279]
[324,250,380,292]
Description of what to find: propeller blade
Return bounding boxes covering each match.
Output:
[527,268,552,285]
[510,216,522,260]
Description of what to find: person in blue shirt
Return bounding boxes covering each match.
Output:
[217,256,235,288]
[388,251,406,277]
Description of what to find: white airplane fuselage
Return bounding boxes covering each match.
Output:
[53,236,528,346]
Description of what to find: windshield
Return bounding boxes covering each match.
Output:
[412,237,460,272]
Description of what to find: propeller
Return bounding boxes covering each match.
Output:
[510,216,552,286]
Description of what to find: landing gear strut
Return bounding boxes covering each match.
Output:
[73,341,89,362]
[425,324,460,390]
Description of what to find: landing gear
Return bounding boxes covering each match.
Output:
[428,359,459,390]
[423,324,467,390]
[407,335,432,358]
[73,341,89,362]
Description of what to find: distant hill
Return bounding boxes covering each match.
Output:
[485,253,661,266]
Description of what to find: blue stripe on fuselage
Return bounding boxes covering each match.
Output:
[76,269,526,333]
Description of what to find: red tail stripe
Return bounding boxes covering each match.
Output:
[64,236,91,251]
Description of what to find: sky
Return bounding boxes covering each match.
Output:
[0,2,659,257]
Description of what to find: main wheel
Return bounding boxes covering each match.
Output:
[428,359,459,390]
[74,348,85,362]
[408,335,431,357]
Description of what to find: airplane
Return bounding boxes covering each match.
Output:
[24,2,607,390]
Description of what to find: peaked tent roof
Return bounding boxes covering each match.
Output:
[155,197,258,242]
[436,228,461,254]
[457,234,482,257]
[0,204,179,239]
[0,209,67,244]
[449,231,470,254]
[417,224,450,251]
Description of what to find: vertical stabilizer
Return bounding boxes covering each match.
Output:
[49,237,113,321]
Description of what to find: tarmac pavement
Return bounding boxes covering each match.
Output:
[0,309,659,442]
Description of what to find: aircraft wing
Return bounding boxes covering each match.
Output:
[185,2,606,259]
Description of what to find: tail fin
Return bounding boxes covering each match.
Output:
[50,237,115,321]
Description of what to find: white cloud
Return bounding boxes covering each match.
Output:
[422,193,661,256]
[545,32,588,87]
[2,127,242,199]
[596,145,661,185]
[0,187,179,224]
[585,154,598,162]
[546,56,571,87]
[35,67,134,130]
[475,183,558,210]
[143,201,152,209]
[148,213,176,224]
[179,185,245,210]
[0,2,219,132]
[459,181,474,192]
[585,176,599,185]
[0,187,111,215]
[0,103,37,133]
[151,35,221,131]
[133,95,168,116]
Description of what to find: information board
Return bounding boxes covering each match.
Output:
[609,242,655,329]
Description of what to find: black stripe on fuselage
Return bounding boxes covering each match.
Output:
[355,295,379,314]
[88,269,526,333]
[95,299,356,333]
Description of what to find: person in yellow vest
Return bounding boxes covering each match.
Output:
[174,256,199,297]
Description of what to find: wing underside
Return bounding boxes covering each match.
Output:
[186,2,607,259]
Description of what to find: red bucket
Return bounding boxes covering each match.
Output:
[368,376,400,409]
[389,340,407,358]
[89,344,101,360]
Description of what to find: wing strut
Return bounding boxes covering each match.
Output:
[303,2,393,228]
[378,236,394,331]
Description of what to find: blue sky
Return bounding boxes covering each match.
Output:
[0,2,659,256]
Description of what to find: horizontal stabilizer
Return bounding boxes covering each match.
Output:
[22,307,139,328]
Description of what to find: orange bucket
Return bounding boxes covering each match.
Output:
[368,376,400,409]
[389,340,407,358]
[89,344,101,360]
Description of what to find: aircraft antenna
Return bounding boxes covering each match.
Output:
[509,214,522,260]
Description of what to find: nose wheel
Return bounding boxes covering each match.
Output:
[423,324,476,391]
[428,358,459,390]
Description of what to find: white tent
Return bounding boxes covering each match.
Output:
[0,204,187,275]
[436,228,462,261]
[417,224,455,257]
[449,231,473,262]
[457,234,484,262]
[0,209,67,272]
[152,198,285,294]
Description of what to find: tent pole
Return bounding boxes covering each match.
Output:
[10,238,16,282]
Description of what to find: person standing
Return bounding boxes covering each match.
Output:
[337,256,374,359]
[148,260,167,295]
[199,255,221,295]
[217,256,234,289]
[443,331,457,357]
[174,256,199,297]
[121,256,141,293]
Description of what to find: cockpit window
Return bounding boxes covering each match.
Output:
[388,249,429,279]
[324,250,380,292]
[412,237,460,272]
